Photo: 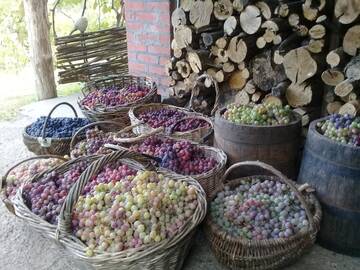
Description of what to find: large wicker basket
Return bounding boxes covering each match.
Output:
[22,102,86,156]
[107,132,227,200]
[78,75,158,127]
[128,103,214,144]
[12,155,99,239]
[55,149,207,270]
[1,155,68,216]
[204,161,322,270]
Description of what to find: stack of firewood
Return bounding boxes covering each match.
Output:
[322,0,360,116]
[165,0,360,121]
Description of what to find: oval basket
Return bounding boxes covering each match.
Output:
[55,149,207,270]
[204,161,322,270]
[23,102,87,156]
[1,155,68,216]
[107,131,227,200]
[12,155,99,239]
[128,103,214,143]
[78,75,158,127]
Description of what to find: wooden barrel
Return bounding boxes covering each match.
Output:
[214,109,302,178]
[298,117,360,256]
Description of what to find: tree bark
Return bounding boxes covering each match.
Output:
[24,0,57,100]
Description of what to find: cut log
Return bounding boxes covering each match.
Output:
[251,91,262,102]
[271,81,291,97]
[327,101,343,114]
[302,0,319,21]
[263,95,283,106]
[223,62,235,73]
[214,0,233,21]
[189,0,213,29]
[165,61,174,76]
[227,35,247,63]
[240,5,262,35]
[309,24,326,39]
[288,13,300,26]
[273,50,284,65]
[256,37,267,49]
[316,14,328,23]
[181,0,194,12]
[216,48,229,63]
[224,16,238,36]
[276,4,289,18]
[201,31,224,47]
[174,25,193,49]
[171,71,182,81]
[215,70,225,83]
[171,8,187,28]
[321,69,345,86]
[293,107,310,126]
[339,100,359,116]
[215,37,228,49]
[255,1,276,20]
[173,81,189,98]
[283,48,317,84]
[235,90,250,105]
[335,0,360,24]
[206,68,217,78]
[174,48,184,59]
[286,82,313,107]
[307,39,325,54]
[342,92,358,102]
[263,29,276,43]
[326,47,347,68]
[176,60,191,78]
[334,79,355,97]
[343,25,360,56]
[345,55,360,81]
[243,79,256,94]
[229,70,247,90]
[186,50,209,73]
[233,0,248,13]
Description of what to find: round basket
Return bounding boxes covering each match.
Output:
[128,103,214,143]
[106,131,227,200]
[55,149,207,270]
[22,102,87,156]
[12,155,99,239]
[1,155,68,216]
[204,161,322,270]
[78,75,158,127]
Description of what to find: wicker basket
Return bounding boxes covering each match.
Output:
[204,161,322,270]
[22,102,86,156]
[1,155,68,216]
[55,149,207,270]
[78,75,158,127]
[12,155,99,239]
[128,103,214,144]
[107,132,227,200]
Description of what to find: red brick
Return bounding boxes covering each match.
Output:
[136,12,157,22]
[148,46,170,56]
[158,14,171,26]
[125,2,144,10]
[127,43,147,52]
[137,53,159,64]
[159,56,169,65]
[129,63,146,72]
[148,65,166,76]
[159,34,171,44]
[126,22,143,31]
[128,52,137,61]
[160,76,171,86]
[147,2,170,12]
[125,11,137,22]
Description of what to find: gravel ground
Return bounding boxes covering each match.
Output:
[0,113,359,270]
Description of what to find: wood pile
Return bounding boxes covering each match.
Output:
[166,0,359,121]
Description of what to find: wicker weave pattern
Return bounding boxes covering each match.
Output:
[55,149,207,270]
[79,75,158,128]
[204,161,322,270]
[128,103,214,144]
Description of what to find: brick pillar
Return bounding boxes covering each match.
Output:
[125,0,174,96]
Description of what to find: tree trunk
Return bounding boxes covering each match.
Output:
[24,0,56,100]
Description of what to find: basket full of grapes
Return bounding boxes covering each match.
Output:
[12,155,98,239]
[55,149,207,270]
[78,75,157,127]
[1,155,67,215]
[204,161,322,270]
[23,102,91,156]
[129,103,213,144]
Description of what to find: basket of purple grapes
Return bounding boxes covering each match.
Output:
[204,161,322,270]
[78,75,158,127]
[54,149,207,270]
[129,103,213,144]
[1,155,67,216]
[316,114,360,147]
[12,155,98,239]
[23,102,91,156]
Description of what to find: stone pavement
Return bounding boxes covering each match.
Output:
[0,95,359,270]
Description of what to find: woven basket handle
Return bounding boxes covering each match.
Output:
[166,115,214,144]
[70,120,124,151]
[223,161,316,233]
[41,102,78,140]
[189,74,220,116]
[113,124,164,143]
[56,149,157,240]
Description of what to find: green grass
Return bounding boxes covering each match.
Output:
[0,82,82,121]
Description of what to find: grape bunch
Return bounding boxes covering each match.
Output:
[316,114,360,146]
[210,178,310,240]
[4,158,65,199]
[223,104,293,126]
[129,136,218,175]
[72,164,199,256]
[81,85,151,109]
[26,117,90,138]
[138,108,210,131]
[23,160,90,224]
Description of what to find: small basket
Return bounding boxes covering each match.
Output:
[55,149,207,270]
[12,155,99,239]
[107,131,227,200]
[1,155,68,216]
[128,103,214,144]
[23,102,85,156]
[204,161,322,270]
[78,75,158,127]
